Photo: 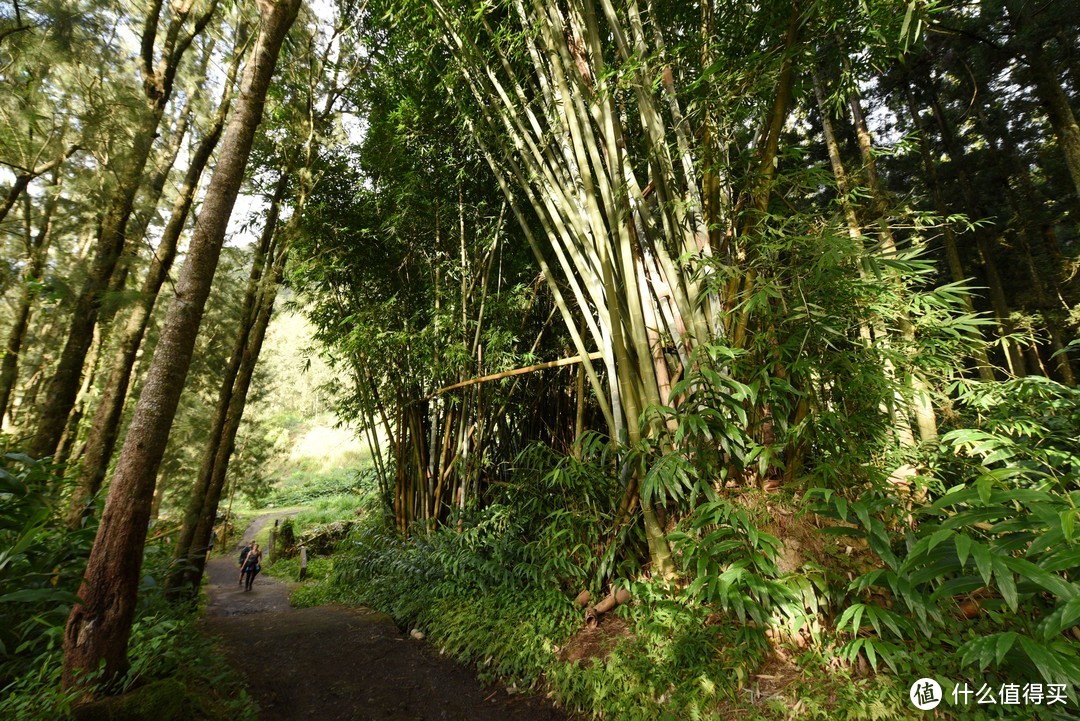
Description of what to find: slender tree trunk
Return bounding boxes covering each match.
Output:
[119,95,196,265]
[1005,2,1080,199]
[974,93,1078,387]
[846,90,938,442]
[29,129,153,458]
[924,82,1027,376]
[902,77,996,380]
[0,170,61,420]
[812,72,914,446]
[61,0,300,690]
[0,145,77,228]
[165,171,288,593]
[182,244,288,594]
[67,42,243,529]
[0,174,32,231]
[28,2,216,458]
[55,329,101,468]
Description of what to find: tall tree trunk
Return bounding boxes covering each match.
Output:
[165,170,288,593]
[902,76,996,380]
[55,328,101,468]
[923,81,1027,377]
[61,0,300,691]
[1005,1,1080,199]
[811,71,915,446]
[846,90,938,442]
[181,243,288,594]
[973,87,1078,387]
[28,2,216,459]
[28,130,151,460]
[0,170,62,421]
[66,39,244,529]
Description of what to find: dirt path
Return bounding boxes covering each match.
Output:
[200,515,572,721]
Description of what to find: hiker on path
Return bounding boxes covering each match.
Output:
[238,541,252,586]
[242,542,263,591]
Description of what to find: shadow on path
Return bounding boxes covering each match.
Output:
[200,514,572,721]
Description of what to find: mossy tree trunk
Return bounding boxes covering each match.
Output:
[61,0,301,691]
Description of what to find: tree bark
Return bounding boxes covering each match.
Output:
[846,90,938,442]
[61,0,300,691]
[924,80,1027,377]
[66,39,244,529]
[28,2,216,459]
[1005,1,1080,200]
[902,77,997,380]
[0,170,62,421]
[811,71,914,446]
[0,145,77,228]
[165,171,288,593]
[29,147,147,458]
[181,243,289,595]
[971,82,1078,387]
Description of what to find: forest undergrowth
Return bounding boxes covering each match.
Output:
[0,446,257,721]
[0,413,370,719]
[264,374,1080,721]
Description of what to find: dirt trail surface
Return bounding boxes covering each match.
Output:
[201,514,573,721]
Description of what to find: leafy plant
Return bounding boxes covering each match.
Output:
[0,446,95,685]
[670,499,794,630]
[809,378,1080,693]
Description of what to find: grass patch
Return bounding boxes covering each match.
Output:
[265,555,333,585]
[289,494,362,526]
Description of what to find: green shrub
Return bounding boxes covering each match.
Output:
[0,606,257,721]
[259,467,375,508]
[0,447,96,686]
[810,377,1080,703]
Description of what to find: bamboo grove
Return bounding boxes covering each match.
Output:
[1,0,1078,706]
[294,0,1077,574]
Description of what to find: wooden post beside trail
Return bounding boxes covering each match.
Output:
[299,546,308,581]
[269,519,278,564]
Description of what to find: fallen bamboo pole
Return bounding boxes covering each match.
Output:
[426,352,604,399]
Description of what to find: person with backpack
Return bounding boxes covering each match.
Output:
[241,542,263,591]
[238,541,252,586]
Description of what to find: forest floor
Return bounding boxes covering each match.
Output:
[200,514,573,721]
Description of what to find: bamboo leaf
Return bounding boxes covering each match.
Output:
[993,557,1018,611]
[1037,598,1080,641]
[1061,510,1076,544]
[1018,635,1068,685]
[864,637,878,670]
[994,632,1017,664]
[971,543,992,586]
[954,534,971,568]
[1002,556,1078,601]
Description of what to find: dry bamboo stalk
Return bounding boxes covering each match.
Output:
[427,352,605,398]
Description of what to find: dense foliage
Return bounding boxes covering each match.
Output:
[278,1,1080,717]
[1,0,1078,717]
[0,443,256,720]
